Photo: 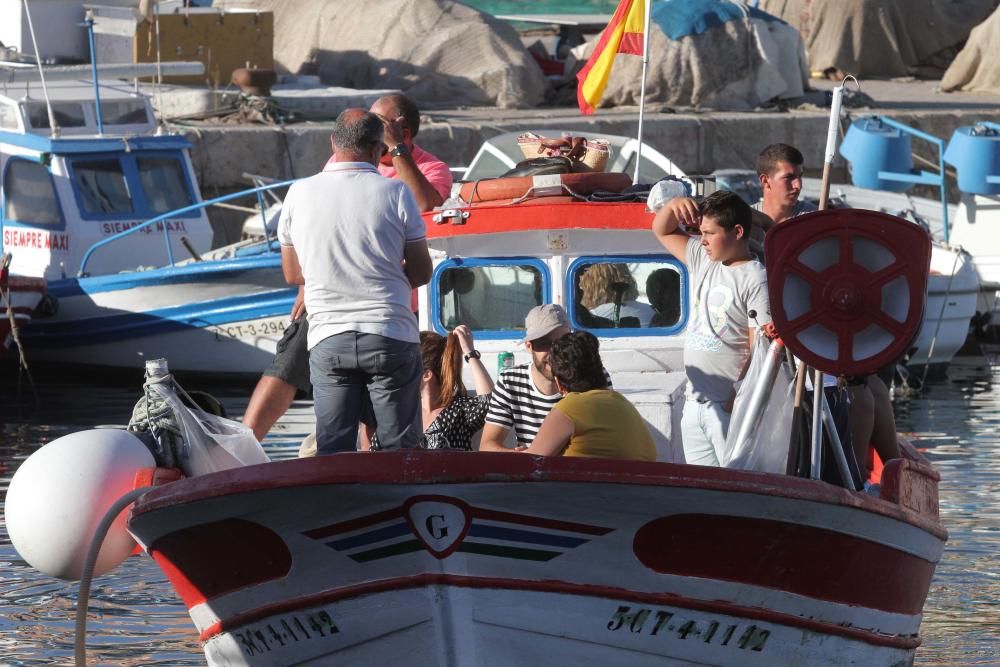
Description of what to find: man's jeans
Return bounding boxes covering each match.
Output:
[681,398,732,466]
[309,332,422,455]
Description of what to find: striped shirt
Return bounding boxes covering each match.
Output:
[485,364,612,447]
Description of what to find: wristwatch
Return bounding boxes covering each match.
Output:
[463,350,481,363]
[389,143,409,158]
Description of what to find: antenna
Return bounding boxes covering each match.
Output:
[83,9,105,136]
[21,0,59,136]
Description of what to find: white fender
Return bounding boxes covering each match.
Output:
[6,429,155,580]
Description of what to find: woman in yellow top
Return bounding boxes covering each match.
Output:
[522,331,656,461]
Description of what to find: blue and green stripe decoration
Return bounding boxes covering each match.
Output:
[302,495,613,563]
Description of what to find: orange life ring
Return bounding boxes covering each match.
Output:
[458,172,632,204]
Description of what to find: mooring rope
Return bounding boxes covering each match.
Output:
[74,486,155,667]
[0,255,39,406]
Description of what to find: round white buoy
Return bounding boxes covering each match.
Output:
[6,429,156,580]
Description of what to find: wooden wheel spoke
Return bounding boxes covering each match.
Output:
[864,262,906,289]
[786,260,825,287]
[782,309,823,337]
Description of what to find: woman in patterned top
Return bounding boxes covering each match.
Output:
[369,325,493,451]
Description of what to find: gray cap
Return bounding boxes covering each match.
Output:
[524,304,570,342]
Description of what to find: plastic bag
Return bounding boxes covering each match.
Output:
[148,381,270,477]
[720,336,794,473]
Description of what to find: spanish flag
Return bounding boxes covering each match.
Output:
[576,0,647,115]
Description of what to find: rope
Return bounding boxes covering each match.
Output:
[74,486,155,667]
[0,255,39,407]
[127,372,201,468]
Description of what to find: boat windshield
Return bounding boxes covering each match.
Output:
[98,100,150,126]
[435,260,546,335]
[0,101,19,130]
[137,157,195,214]
[570,258,686,332]
[25,102,87,129]
[72,159,133,215]
[3,159,62,226]
[68,152,196,219]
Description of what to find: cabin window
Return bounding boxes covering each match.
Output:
[0,102,19,130]
[569,258,686,333]
[137,157,193,214]
[3,160,61,227]
[71,159,133,215]
[99,100,150,126]
[25,102,87,129]
[433,259,548,336]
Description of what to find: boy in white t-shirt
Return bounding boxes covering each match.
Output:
[652,190,771,466]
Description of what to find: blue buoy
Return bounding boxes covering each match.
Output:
[944,124,1000,196]
[839,117,915,192]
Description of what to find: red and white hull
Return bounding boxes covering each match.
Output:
[128,450,945,666]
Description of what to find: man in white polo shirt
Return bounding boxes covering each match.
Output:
[278,109,433,454]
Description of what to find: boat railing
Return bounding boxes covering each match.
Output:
[77,180,296,277]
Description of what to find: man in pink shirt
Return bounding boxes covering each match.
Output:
[370,93,453,210]
[244,93,452,441]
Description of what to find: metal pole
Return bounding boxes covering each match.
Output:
[632,0,652,185]
[731,338,785,451]
[809,368,824,480]
[794,81,844,478]
[818,84,844,210]
[938,139,949,243]
[818,387,858,490]
[84,11,104,136]
[21,0,59,136]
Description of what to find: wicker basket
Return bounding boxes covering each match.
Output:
[515,133,612,172]
[576,138,611,173]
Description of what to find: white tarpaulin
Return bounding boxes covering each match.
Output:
[215,0,547,109]
[572,0,809,111]
[758,0,997,79]
[942,5,1000,93]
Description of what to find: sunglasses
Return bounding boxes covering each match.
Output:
[529,334,565,352]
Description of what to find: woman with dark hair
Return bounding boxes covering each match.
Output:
[521,331,656,461]
[369,325,493,451]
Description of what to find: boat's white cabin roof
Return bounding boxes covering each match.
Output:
[0,79,155,137]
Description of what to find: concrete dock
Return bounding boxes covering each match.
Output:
[159,77,1000,209]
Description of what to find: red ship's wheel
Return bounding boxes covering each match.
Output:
[765,209,931,376]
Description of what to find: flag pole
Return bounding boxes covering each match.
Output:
[632,0,652,185]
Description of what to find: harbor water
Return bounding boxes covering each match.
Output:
[1,357,998,665]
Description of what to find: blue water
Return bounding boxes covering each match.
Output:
[1,357,999,664]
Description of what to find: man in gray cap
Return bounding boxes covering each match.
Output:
[481,304,602,451]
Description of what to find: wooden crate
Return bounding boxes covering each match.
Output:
[126,9,273,87]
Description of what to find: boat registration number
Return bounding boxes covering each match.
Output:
[606,604,770,652]
[209,318,287,341]
[233,609,339,657]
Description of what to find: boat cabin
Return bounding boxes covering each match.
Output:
[0,79,211,280]
[418,194,689,463]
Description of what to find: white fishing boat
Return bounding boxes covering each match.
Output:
[5,197,947,666]
[0,58,301,374]
[831,115,1000,371]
